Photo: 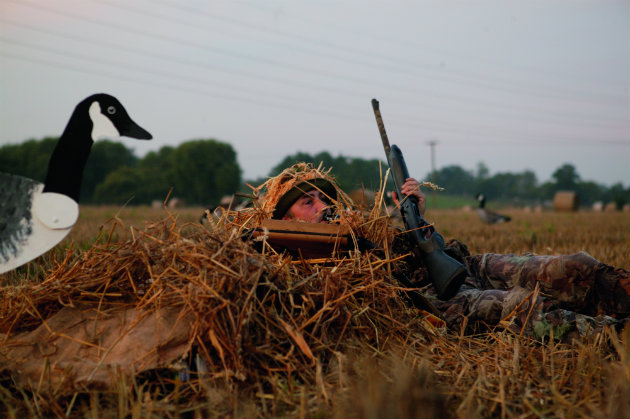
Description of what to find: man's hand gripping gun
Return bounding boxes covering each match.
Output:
[371,99,466,300]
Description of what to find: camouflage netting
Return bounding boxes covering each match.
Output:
[255,162,347,219]
[0,183,435,394]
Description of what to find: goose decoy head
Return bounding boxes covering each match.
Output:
[476,193,486,208]
[85,93,152,141]
[44,94,152,201]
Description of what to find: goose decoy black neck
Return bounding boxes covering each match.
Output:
[476,193,511,224]
[43,93,152,201]
[476,193,486,208]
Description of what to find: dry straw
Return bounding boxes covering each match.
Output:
[0,195,437,411]
[0,178,628,418]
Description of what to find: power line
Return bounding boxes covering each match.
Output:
[2,48,627,149]
[0,51,368,122]
[2,10,624,130]
[231,0,626,100]
[1,2,627,148]
[8,0,626,112]
[0,18,375,102]
[155,0,625,104]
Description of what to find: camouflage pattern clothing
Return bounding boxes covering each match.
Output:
[393,237,630,340]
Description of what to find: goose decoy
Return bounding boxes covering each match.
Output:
[476,193,511,224]
[0,93,152,274]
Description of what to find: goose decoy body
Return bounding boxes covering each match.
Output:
[476,193,511,224]
[0,93,152,274]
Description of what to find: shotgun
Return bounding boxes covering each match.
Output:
[371,98,466,300]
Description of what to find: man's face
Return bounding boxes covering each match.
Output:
[282,190,330,223]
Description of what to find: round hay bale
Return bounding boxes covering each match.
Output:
[553,191,579,212]
[604,202,618,212]
[623,203,630,213]
[167,197,185,209]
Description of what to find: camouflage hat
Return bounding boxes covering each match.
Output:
[260,163,339,219]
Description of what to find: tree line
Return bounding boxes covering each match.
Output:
[0,138,240,206]
[267,151,629,208]
[1,138,627,208]
[426,161,629,208]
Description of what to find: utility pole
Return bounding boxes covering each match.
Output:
[427,140,437,208]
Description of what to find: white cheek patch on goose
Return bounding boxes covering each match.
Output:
[89,101,120,140]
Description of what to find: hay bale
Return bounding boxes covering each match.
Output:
[553,191,579,212]
[623,203,630,213]
[604,202,618,212]
[167,197,185,209]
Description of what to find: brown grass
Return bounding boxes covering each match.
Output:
[0,205,628,419]
[431,209,629,269]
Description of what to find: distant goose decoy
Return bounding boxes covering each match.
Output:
[0,93,152,274]
[476,193,511,224]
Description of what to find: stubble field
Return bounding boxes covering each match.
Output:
[0,205,628,418]
[22,205,630,270]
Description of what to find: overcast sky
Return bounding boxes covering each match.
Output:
[1,0,628,188]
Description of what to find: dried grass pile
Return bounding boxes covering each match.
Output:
[0,204,436,406]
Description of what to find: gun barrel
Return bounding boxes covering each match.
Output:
[371,98,391,155]
[388,145,412,199]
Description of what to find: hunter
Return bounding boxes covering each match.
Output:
[251,162,630,340]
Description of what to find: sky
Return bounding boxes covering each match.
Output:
[1,0,628,188]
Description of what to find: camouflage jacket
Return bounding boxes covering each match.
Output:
[392,236,630,340]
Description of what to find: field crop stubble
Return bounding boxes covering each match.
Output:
[68,207,630,270]
[429,209,629,269]
[0,205,629,418]
[7,206,628,284]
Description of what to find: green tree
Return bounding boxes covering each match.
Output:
[82,140,138,203]
[514,170,538,200]
[538,180,556,201]
[268,151,387,193]
[169,139,241,205]
[551,163,580,190]
[0,137,57,181]
[605,182,629,209]
[475,162,490,182]
[93,166,145,204]
[481,170,538,201]
[138,146,176,203]
[427,165,475,195]
[575,181,604,206]
[269,152,328,176]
